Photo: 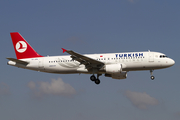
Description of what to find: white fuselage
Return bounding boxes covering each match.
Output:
[8,51,175,74]
[8,32,175,84]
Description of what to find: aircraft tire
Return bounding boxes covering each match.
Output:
[90,75,96,81]
[95,79,100,85]
[151,76,155,80]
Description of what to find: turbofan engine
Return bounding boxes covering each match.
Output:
[105,64,127,79]
[105,64,122,74]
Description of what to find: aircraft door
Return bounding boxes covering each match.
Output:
[38,58,44,69]
[149,52,154,62]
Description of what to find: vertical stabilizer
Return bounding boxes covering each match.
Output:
[10,32,43,59]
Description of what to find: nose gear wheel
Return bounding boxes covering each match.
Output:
[150,70,155,80]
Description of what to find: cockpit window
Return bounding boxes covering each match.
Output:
[160,55,168,58]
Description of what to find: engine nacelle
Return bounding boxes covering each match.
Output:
[105,64,122,74]
[105,71,127,79]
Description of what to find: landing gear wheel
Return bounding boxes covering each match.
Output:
[90,74,101,84]
[151,76,155,80]
[95,79,100,85]
[90,75,96,81]
[150,70,155,80]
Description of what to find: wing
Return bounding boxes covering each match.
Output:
[61,48,104,70]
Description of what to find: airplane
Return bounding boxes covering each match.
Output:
[7,32,175,85]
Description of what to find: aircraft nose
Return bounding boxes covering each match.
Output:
[169,59,175,66]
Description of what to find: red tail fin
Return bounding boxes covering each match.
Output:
[10,32,43,59]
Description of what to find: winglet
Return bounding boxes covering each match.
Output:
[61,48,67,53]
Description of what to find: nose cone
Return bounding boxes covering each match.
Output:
[169,59,175,66]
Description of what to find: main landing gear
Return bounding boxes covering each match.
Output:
[90,74,101,85]
[150,70,155,80]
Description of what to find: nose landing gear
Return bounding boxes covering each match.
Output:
[150,70,155,80]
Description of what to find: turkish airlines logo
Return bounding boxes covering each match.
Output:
[16,41,27,53]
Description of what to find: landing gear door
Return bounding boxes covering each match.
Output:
[149,52,154,62]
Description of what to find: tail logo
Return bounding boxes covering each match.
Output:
[16,41,27,53]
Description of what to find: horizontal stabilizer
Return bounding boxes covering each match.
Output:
[6,58,29,65]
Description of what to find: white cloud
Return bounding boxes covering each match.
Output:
[0,82,10,96]
[27,81,36,89]
[28,78,76,98]
[124,90,159,109]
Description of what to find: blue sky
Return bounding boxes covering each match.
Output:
[0,0,180,120]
